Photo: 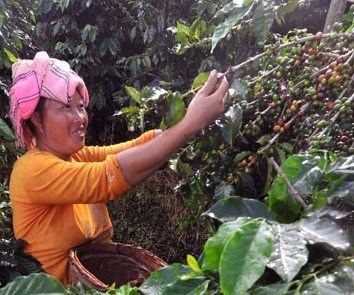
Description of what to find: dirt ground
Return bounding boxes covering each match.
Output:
[107,168,211,264]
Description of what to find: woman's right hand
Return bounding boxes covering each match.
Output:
[182,69,229,134]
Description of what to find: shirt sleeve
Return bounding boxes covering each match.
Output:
[15,152,131,205]
[73,130,156,162]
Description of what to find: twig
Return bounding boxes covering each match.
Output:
[249,65,279,86]
[268,157,307,208]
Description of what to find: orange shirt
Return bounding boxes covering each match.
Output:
[10,131,155,285]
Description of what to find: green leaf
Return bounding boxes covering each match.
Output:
[219,219,273,295]
[13,35,22,50]
[301,281,344,295]
[161,92,186,129]
[203,197,275,223]
[178,161,193,175]
[189,18,203,41]
[125,86,141,104]
[267,154,326,223]
[299,215,350,251]
[141,86,167,103]
[252,0,275,42]
[277,0,299,23]
[326,154,354,179]
[256,135,272,146]
[214,1,242,18]
[188,280,209,295]
[142,56,151,69]
[214,182,235,202]
[116,106,140,116]
[103,283,139,295]
[89,29,97,43]
[0,273,66,294]
[4,48,17,63]
[229,78,249,101]
[0,117,15,140]
[220,104,242,147]
[186,255,201,272]
[279,142,294,154]
[202,217,252,271]
[191,72,209,90]
[99,38,109,56]
[211,3,254,52]
[316,261,354,293]
[52,19,62,36]
[267,223,308,282]
[169,157,193,175]
[250,283,292,295]
[327,180,354,206]
[140,264,192,295]
[163,278,209,295]
[81,24,90,41]
[108,38,120,55]
[176,21,190,39]
[59,0,70,12]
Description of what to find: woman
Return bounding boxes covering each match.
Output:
[8,51,229,285]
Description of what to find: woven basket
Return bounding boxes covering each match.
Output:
[68,242,167,291]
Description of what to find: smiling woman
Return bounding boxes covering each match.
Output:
[8,51,229,287]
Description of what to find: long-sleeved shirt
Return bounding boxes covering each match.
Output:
[10,130,155,285]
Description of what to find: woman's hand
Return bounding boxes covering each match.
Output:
[182,70,229,134]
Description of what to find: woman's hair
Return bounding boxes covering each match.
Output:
[22,97,46,150]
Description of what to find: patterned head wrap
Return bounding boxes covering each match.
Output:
[9,51,89,148]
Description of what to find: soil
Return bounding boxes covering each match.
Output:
[107,168,211,264]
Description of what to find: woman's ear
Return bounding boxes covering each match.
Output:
[29,112,43,134]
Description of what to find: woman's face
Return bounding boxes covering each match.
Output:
[33,91,88,161]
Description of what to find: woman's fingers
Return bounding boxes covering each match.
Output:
[213,76,229,99]
[198,70,218,96]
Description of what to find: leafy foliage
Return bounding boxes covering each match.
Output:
[0,272,140,294]
[139,152,354,294]
[0,239,43,288]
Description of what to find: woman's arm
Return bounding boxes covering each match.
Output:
[116,70,229,186]
[73,130,157,162]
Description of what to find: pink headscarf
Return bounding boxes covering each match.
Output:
[9,51,89,148]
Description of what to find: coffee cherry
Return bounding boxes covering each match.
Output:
[315,31,323,41]
[326,102,334,110]
[273,125,281,132]
[340,135,348,142]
